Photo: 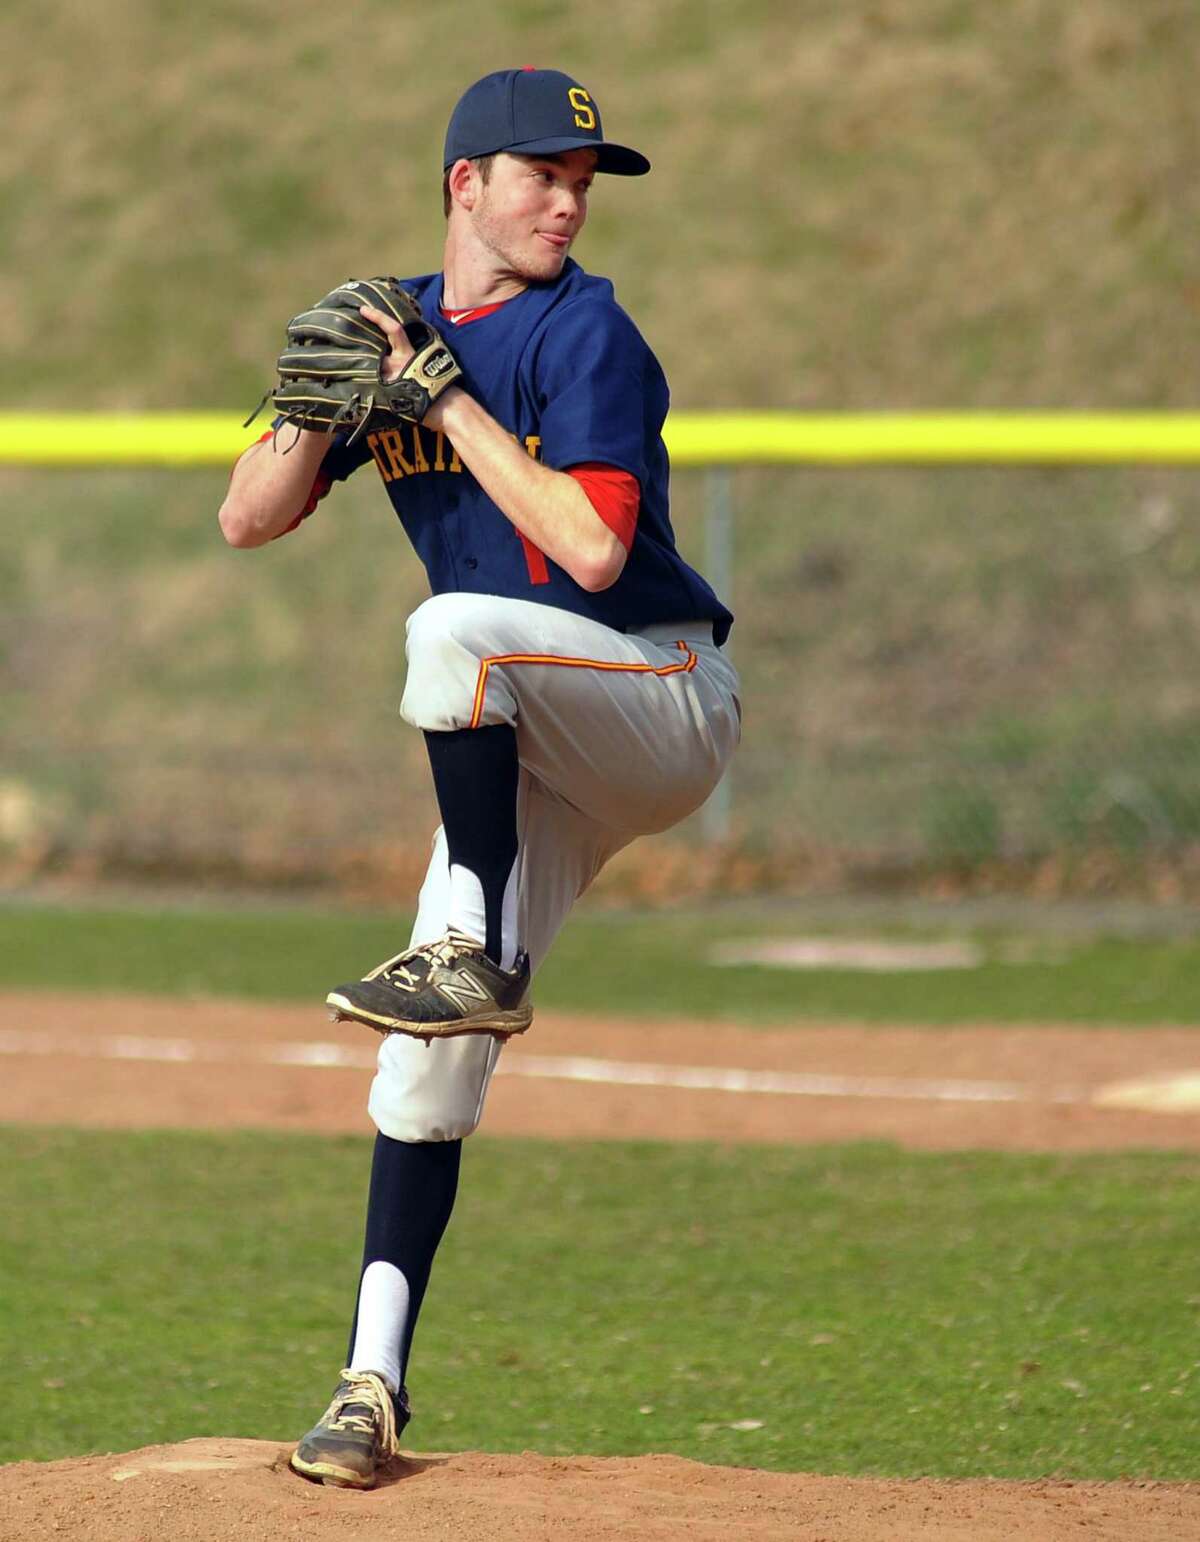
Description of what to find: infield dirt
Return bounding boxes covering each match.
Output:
[3,990,1200,1151]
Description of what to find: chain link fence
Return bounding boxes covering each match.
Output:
[5,461,1200,897]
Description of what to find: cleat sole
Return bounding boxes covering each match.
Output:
[289,1451,374,1489]
[325,991,532,1041]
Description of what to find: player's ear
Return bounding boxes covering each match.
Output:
[447,158,479,212]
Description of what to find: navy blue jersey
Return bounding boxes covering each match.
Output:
[316,259,732,644]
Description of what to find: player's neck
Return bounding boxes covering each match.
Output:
[441,229,528,311]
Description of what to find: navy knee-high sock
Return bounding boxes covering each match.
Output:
[346,1133,462,1386]
[424,724,520,965]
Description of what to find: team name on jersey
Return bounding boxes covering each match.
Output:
[366,424,542,483]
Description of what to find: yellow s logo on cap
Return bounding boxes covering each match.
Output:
[568,87,596,131]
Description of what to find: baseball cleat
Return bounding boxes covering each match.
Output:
[289,1369,410,1489]
[326,929,533,1040]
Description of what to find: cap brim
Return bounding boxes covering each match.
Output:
[450,136,650,176]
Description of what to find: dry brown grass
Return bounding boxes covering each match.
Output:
[2,0,1198,411]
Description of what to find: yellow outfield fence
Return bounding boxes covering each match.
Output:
[1,410,1199,467]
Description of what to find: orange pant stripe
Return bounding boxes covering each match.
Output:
[469,641,698,729]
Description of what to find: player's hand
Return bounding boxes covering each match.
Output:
[359,303,415,384]
[358,295,464,426]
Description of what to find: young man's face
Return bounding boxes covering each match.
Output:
[468,149,597,282]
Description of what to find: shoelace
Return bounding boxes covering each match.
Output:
[369,931,484,992]
[323,1369,399,1458]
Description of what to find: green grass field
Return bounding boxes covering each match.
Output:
[1,896,1198,1477]
[4,896,1200,1025]
[3,1128,1197,1479]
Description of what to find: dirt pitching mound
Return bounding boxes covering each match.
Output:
[3,1437,1198,1542]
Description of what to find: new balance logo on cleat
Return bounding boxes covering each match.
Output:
[435,970,492,1012]
[326,929,533,1041]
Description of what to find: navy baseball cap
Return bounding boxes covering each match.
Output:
[443,68,650,176]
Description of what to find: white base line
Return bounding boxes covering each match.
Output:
[0,1028,1089,1107]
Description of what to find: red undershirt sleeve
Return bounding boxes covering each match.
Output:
[566,462,641,552]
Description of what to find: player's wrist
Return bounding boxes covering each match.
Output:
[265,426,334,454]
[423,384,469,434]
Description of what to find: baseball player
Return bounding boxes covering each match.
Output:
[219,67,740,1488]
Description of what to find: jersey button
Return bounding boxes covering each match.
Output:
[464,557,478,570]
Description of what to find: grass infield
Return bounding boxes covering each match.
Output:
[0,1127,1196,1478]
[4,897,1200,1026]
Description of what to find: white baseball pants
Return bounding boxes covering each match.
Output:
[366,592,741,1143]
